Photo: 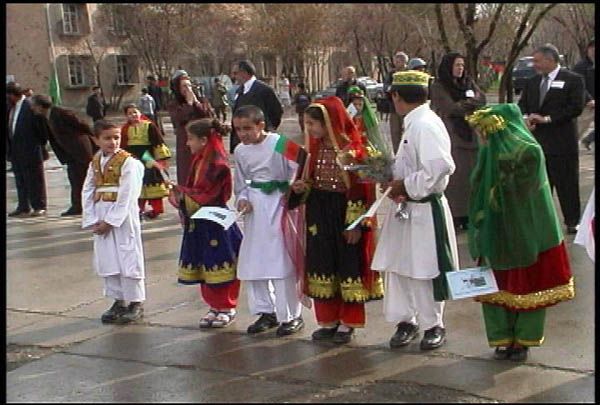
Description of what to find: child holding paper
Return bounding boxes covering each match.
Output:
[291,96,384,344]
[121,104,171,219]
[169,118,242,328]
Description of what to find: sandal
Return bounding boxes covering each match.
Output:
[211,309,236,328]
[199,309,219,328]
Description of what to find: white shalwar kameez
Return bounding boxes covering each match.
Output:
[82,150,146,302]
[372,103,459,330]
[234,133,301,322]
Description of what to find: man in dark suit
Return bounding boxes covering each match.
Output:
[229,60,283,153]
[6,82,48,217]
[518,43,585,234]
[31,95,96,216]
[86,86,108,122]
[335,65,367,107]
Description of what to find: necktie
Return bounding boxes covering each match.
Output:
[539,75,550,107]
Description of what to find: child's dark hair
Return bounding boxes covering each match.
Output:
[304,105,325,125]
[232,105,265,124]
[389,85,428,104]
[93,120,119,137]
[186,118,228,139]
[123,103,139,114]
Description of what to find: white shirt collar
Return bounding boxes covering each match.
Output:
[402,102,431,130]
[547,65,561,81]
[243,76,257,94]
[11,95,26,133]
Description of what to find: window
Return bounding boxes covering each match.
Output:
[62,4,79,34]
[68,56,85,86]
[109,11,126,36]
[116,56,131,84]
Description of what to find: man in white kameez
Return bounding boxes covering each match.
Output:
[82,120,146,324]
[233,105,304,336]
[372,71,460,350]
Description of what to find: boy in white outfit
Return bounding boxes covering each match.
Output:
[82,120,146,324]
[233,105,304,336]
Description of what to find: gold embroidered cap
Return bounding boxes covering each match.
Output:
[392,70,430,87]
[466,107,507,138]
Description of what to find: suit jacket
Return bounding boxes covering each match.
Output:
[86,94,106,121]
[232,80,283,132]
[45,107,96,165]
[518,68,585,156]
[7,99,47,167]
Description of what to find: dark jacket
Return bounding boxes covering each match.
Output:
[230,79,283,152]
[7,99,47,166]
[573,56,595,102]
[335,79,367,107]
[147,84,163,111]
[45,107,96,165]
[86,93,106,121]
[518,68,585,156]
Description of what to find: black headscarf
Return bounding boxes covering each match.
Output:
[437,52,475,102]
[170,70,190,105]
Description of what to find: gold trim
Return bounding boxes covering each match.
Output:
[465,108,507,138]
[178,261,237,284]
[488,338,514,347]
[308,224,318,236]
[140,183,169,199]
[153,143,172,160]
[306,103,351,189]
[475,277,575,309]
[307,273,384,302]
[92,150,131,202]
[392,70,430,87]
[345,200,366,225]
[515,337,545,347]
[127,121,152,146]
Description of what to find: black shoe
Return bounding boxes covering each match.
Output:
[247,312,279,334]
[30,209,47,217]
[509,346,529,362]
[332,327,354,344]
[101,300,127,324]
[116,302,144,324]
[8,209,31,218]
[420,326,446,350]
[566,225,578,235]
[311,325,339,341]
[276,317,305,337]
[493,346,512,360]
[61,207,82,216]
[390,322,419,348]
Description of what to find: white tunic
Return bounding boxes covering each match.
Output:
[234,133,298,280]
[82,150,145,279]
[574,188,595,262]
[372,103,460,279]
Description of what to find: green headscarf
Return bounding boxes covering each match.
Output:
[347,86,392,159]
[466,103,563,270]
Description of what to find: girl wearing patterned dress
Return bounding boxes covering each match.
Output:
[169,118,242,328]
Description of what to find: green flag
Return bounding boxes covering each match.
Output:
[49,67,62,106]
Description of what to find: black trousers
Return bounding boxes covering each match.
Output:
[545,154,581,227]
[66,162,88,211]
[13,161,47,211]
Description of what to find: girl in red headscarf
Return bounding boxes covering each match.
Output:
[290,96,384,344]
[169,118,242,328]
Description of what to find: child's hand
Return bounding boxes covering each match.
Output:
[291,180,307,194]
[237,200,253,214]
[93,221,113,236]
[342,229,361,245]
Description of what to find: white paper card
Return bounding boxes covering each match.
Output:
[346,187,392,230]
[191,206,238,230]
[550,81,565,89]
[465,90,475,98]
[445,266,498,300]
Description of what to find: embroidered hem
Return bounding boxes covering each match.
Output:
[178,261,237,285]
[476,277,575,310]
[307,274,384,302]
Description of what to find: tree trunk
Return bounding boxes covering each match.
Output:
[352,29,368,76]
[435,4,451,53]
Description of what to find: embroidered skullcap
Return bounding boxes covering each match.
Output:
[392,70,430,87]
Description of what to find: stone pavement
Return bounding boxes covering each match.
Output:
[6,106,595,402]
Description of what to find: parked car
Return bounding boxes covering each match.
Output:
[313,79,342,99]
[356,76,384,101]
[512,55,566,95]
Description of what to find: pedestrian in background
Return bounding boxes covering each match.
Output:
[430,52,486,231]
[23,88,34,101]
[86,86,108,123]
[139,88,157,124]
[82,120,146,324]
[167,69,214,184]
[121,104,171,220]
[211,77,229,122]
[30,95,96,216]
[6,82,48,217]
[385,51,409,153]
[292,82,311,133]
[574,39,595,150]
[518,43,585,234]
[168,118,242,329]
[335,66,367,107]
